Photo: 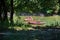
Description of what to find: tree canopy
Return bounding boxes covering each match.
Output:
[12,0,60,14]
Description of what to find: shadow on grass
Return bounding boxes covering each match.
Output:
[0,19,60,40]
[0,19,9,40]
[0,20,9,32]
[2,28,60,40]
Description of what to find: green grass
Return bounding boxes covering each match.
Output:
[9,15,60,30]
[14,15,60,25]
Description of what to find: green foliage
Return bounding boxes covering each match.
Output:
[6,0,60,14]
[13,0,60,14]
[47,10,53,14]
[14,0,42,13]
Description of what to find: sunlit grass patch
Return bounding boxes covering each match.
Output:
[12,15,60,30]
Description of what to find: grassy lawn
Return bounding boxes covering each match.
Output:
[9,15,60,30]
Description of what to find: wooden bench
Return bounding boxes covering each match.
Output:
[24,16,45,25]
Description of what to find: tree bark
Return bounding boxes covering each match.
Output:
[3,0,7,20]
[10,0,14,22]
[0,0,3,20]
[0,3,2,20]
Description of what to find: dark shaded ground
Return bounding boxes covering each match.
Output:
[1,29,60,40]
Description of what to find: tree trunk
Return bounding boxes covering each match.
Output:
[0,0,3,20]
[10,0,14,22]
[3,0,7,20]
[0,3,2,20]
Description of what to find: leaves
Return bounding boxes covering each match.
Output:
[6,0,60,14]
